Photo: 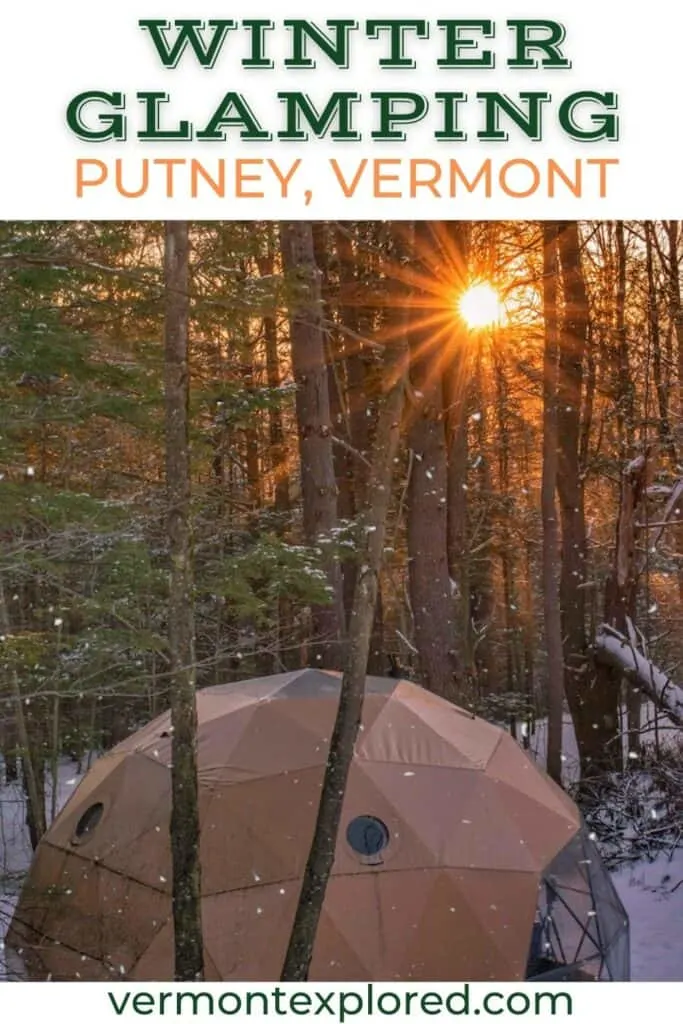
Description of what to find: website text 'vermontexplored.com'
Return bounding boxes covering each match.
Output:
[107,984,573,1020]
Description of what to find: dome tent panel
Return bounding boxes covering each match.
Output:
[19,942,111,981]
[312,872,427,978]
[226,699,337,775]
[136,704,262,776]
[397,870,533,981]
[355,693,493,768]
[477,774,578,868]
[29,850,102,959]
[390,683,501,768]
[45,753,171,865]
[485,733,579,822]
[191,886,304,982]
[446,868,540,977]
[199,670,310,707]
[128,917,174,981]
[40,751,128,850]
[334,762,436,873]
[198,767,326,894]
[6,841,69,949]
[359,761,542,872]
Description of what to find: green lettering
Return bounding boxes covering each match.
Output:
[437,21,494,68]
[131,995,155,1015]
[278,92,361,140]
[107,993,131,1016]
[284,20,357,68]
[559,91,619,141]
[137,93,192,140]
[434,93,468,140]
[507,20,571,68]
[477,92,551,141]
[138,19,235,68]
[242,20,275,68]
[66,91,126,142]
[371,92,429,140]
[176,994,215,1015]
[365,20,428,68]
[197,93,270,140]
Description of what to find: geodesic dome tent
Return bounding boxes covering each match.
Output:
[7,671,629,982]
[526,829,630,982]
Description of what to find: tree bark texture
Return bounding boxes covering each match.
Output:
[280,221,345,669]
[164,220,204,982]
[541,223,565,785]
[280,298,409,982]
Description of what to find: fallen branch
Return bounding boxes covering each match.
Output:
[594,624,683,727]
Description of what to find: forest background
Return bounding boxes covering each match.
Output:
[1,219,682,865]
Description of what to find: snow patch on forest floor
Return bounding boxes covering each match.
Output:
[1,758,85,979]
[1,756,682,981]
[529,705,680,785]
[612,850,683,980]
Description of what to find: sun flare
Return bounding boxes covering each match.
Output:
[459,283,504,329]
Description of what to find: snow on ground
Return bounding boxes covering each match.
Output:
[1,758,85,979]
[1,751,682,981]
[613,850,683,981]
[529,707,683,979]
[529,704,680,786]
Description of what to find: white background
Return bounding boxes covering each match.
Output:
[1,0,682,218]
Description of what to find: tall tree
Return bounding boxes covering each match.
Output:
[281,256,409,981]
[406,223,459,699]
[164,221,204,982]
[556,221,619,776]
[646,222,675,461]
[541,223,565,784]
[443,225,473,681]
[280,222,345,668]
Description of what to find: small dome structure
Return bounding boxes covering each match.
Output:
[7,671,629,981]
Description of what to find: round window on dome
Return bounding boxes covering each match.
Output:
[346,815,390,863]
[72,802,104,844]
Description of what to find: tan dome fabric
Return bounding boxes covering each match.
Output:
[8,671,579,982]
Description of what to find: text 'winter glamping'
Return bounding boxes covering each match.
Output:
[66,18,620,145]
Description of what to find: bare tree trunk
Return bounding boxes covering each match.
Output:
[257,243,290,520]
[646,222,675,462]
[556,221,611,777]
[243,360,262,516]
[336,225,386,673]
[444,225,472,682]
[281,304,409,982]
[470,348,496,692]
[445,372,471,676]
[280,221,344,669]
[314,224,357,627]
[664,220,683,603]
[494,352,522,694]
[519,426,537,714]
[666,220,683,425]
[612,221,642,752]
[595,451,653,768]
[614,221,634,456]
[406,224,459,699]
[541,223,565,785]
[164,220,204,982]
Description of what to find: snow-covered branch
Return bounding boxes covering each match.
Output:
[594,624,683,727]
